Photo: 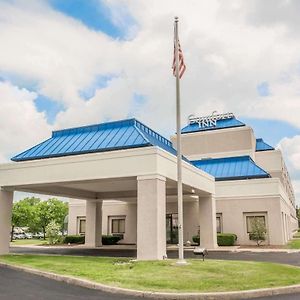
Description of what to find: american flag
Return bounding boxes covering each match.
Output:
[172,40,186,79]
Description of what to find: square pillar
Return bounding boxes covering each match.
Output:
[137,175,166,260]
[199,194,218,249]
[85,200,102,247]
[0,190,13,254]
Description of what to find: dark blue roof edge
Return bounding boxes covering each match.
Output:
[181,124,245,134]
[11,143,152,162]
[11,137,53,161]
[256,148,275,152]
[133,119,173,148]
[216,174,271,181]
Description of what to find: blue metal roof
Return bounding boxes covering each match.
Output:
[256,138,274,152]
[181,117,245,134]
[191,156,270,181]
[12,119,177,161]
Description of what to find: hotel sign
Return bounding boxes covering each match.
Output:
[188,111,234,128]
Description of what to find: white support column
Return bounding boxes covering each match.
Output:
[85,200,102,247]
[0,190,13,254]
[137,175,166,260]
[199,194,218,249]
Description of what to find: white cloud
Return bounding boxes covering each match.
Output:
[0,81,51,162]
[0,0,299,183]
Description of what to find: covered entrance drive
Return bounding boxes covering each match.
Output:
[0,119,217,260]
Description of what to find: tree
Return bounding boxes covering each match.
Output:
[46,221,63,245]
[36,198,68,240]
[249,217,267,246]
[11,197,41,241]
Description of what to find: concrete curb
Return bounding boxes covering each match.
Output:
[1,262,300,299]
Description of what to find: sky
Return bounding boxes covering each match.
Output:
[0,0,300,202]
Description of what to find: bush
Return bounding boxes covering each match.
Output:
[64,235,85,244]
[46,221,63,245]
[102,235,122,245]
[192,234,237,246]
[63,235,122,245]
[217,233,237,246]
[192,235,200,245]
[248,218,267,246]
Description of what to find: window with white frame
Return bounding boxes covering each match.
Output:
[77,217,86,235]
[245,214,266,234]
[216,213,222,233]
[109,216,125,235]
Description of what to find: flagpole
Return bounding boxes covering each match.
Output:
[174,16,186,264]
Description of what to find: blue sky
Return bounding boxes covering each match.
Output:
[1,0,300,203]
[48,0,137,40]
[241,117,300,146]
[2,0,298,145]
[49,0,125,38]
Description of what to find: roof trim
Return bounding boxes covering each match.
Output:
[256,138,275,152]
[191,155,270,181]
[11,118,176,162]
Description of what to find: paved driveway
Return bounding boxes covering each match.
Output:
[0,266,139,300]
[10,246,300,267]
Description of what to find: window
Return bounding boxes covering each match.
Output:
[216,214,222,233]
[246,216,265,233]
[111,218,125,234]
[77,217,86,235]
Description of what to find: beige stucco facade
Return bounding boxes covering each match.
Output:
[0,146,216,260]
[68,124,298,247]
[0,116,297,260]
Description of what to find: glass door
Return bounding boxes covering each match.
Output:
[166,213,178,244]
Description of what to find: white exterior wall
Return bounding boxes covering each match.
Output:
[68,199,137,244]
[216,196,282,245]
[67,121,298,247]
[68,199,200,245]
[171,126,256,160]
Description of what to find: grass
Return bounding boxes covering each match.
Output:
[288,239,300,249]
[293,232,300,238]
[10,239,48,246]
[1,255,300,292]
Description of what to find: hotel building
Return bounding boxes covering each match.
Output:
[0,113,297,259]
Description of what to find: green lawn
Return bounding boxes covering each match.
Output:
[293,232,300,238]
[1,255,300,292]
[10,239,48,246]
[288,239,300,249]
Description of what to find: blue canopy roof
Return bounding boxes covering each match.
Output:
[12,119,177,162]
[191,156,270,181]
[181,117,245,134]
[256,138,274,152]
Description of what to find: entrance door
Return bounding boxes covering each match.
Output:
[166,213,178,244]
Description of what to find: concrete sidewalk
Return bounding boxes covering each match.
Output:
[12,243,300,254]
[9,245,300,267]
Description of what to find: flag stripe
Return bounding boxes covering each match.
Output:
[172,41,186,79]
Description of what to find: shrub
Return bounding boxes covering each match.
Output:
[102,235,122,245]
[217,233,237,246]
[64,235,85,244]
[192,234,237,246]
[46,221,63,245]
[192,235,200,245]
[248,217,267,246]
